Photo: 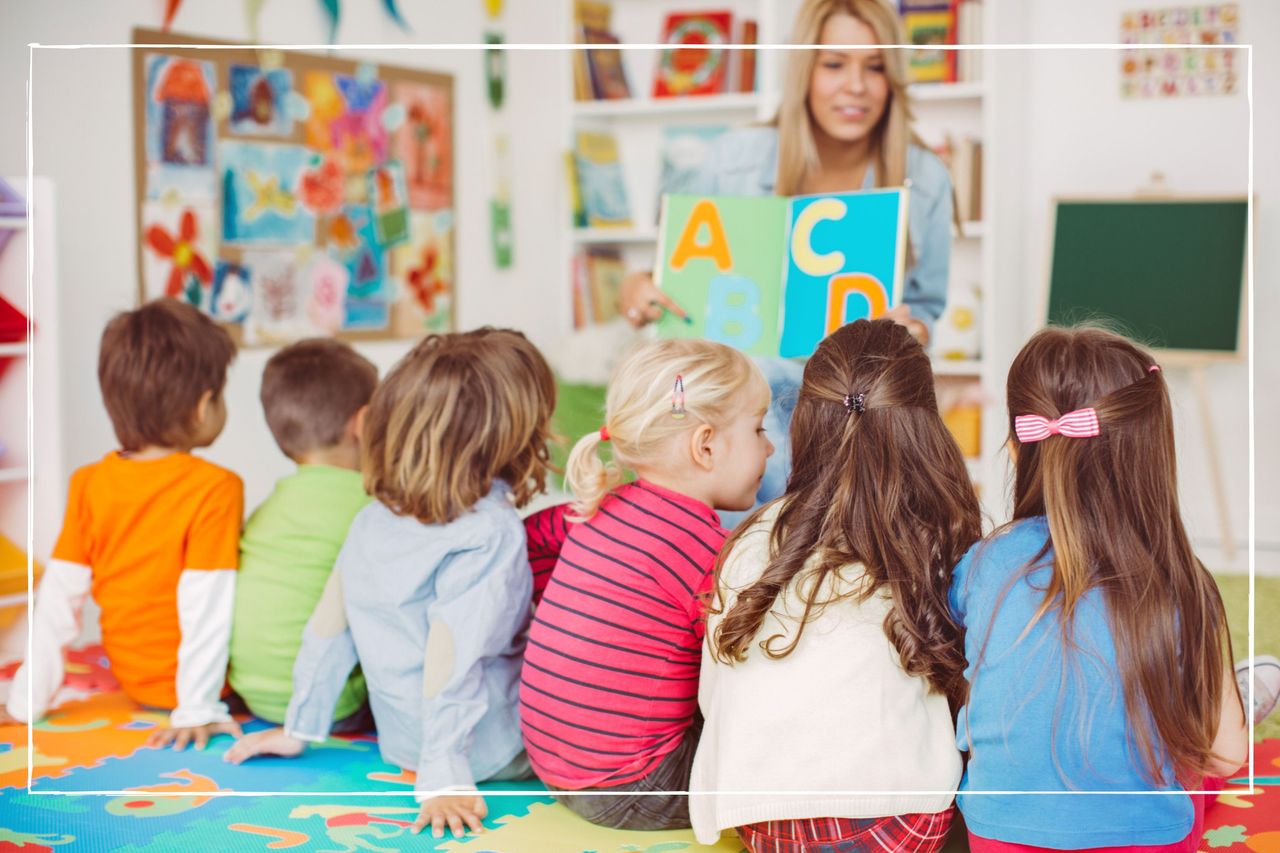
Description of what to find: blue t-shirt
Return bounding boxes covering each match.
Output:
[949,517,1193,849]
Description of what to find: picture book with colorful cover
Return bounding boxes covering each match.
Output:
[902,5,957,83]
[573,130,631,227]
[583,27,631,99]
[653,11,733,97]
[654,189,908,358]
[654,124,728,220]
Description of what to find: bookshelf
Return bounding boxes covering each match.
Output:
[559,0,1006,521]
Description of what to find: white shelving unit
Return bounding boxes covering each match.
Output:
[560,0,1003,519]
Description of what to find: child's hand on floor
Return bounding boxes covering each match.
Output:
[412,794,488,839]
[147,719,243,751]
[222,727,306,764]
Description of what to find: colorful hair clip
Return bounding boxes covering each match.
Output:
[1014,408,1100,443]
[671,375,686,419]
[842,392,867,415]
[599,425,610,441]
[1148,364,1161,374]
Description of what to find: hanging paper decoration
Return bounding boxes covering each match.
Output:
[320,0,340,44]
[245,0,267,41]
[490,133,513,269]
[162,0,184,31]
[485,32,506,110]
[484,0,504,19]
[382,0,410,31]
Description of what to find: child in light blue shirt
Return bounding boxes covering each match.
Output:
[226,328,558,841]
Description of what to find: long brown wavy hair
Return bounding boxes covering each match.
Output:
[998,325,1237,784]
[710,319,982,708]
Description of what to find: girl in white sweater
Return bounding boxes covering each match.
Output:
[690,319,982,851]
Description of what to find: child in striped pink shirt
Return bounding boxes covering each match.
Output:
[520,338,772,831]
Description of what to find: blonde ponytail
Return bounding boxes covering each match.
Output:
[565,339,767,520]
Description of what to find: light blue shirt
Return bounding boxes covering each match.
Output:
[284,481,531,800]
[949,517,1193,849]
[687,125,954,331]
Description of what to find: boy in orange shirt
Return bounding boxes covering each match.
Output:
[3,298,244,750]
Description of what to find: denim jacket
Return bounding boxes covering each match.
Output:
[687,125,953,331]
[284,481,531,800]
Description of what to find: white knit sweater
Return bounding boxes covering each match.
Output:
[689,504,962,845]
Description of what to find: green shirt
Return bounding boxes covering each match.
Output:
[229,464,371,723]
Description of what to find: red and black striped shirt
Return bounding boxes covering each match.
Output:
[519,480,726,789]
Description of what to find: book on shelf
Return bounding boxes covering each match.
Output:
[564,152,586,228]
[573,130,632,228]
[655,188,907,358]
[955,0,983,83]
[572,0,613,101]
[654,124,729,222]
[900,3,957,84]
[571,248,624,328]
[583,27,631,100]
[734,19,758,93]
[931,135,983,223]
[653,11,733,98]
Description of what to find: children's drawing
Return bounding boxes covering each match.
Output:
[306,253,349,333]
[141,203,216,308]
[143,54,217,200]
[330,205,390,330]
[303,72,345,151]
[220,142,316,244]
[299,154,345,215]
[393,82,452,210]
[391,211,453,335]
[228,65,295,136]
[369,161,410,247]
[211,260,252,323]
[243,251,304,343]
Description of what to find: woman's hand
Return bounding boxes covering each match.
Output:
[619,271,686,329]
[222,726,306,764]
[883,304,930,347]
[412,794,488,838]
[147,719,243,751]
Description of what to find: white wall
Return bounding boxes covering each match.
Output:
[1016,0,1277,573]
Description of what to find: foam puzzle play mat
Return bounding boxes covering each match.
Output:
[1,646,1277,852]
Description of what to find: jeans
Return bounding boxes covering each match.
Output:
[720,357,804,531]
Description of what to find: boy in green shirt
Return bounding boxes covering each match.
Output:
[228,339,377,726]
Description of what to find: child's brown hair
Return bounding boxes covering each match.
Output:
[362,327,556,525]
[1001,325,1236,784]
[712,319,981,709]
[98,297,236,452]
[260,338,378,460]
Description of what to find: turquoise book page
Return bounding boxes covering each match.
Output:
[777,188,908,359]
[654,193,788,357]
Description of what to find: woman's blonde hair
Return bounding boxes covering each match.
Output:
[774,0,924,197]
[362,327,556,525]
[565,338,766,519]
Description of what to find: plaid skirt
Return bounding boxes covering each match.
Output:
[738,808,955,853]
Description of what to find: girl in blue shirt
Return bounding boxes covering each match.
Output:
[621,0,955,515]
[950,326,1248,852]
[225,328,557,841]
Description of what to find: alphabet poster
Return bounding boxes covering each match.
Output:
[654,189,907,358]
[1119,5,1239,98]
[132,28,455,345]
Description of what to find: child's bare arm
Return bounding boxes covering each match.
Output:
[1209,662,1250,777]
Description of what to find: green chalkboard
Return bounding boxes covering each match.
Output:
[1047,199,1247,354]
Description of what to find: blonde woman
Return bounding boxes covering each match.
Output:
[226,328,557,842]
[623,0,954,520]
[519,338,773,830]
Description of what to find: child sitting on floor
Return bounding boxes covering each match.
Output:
[226,328,556,841]
[520,338,773,831]
[691,319,976,851]
[227,339,377,728]
[4,298,243,751]
[952,326,1248,852]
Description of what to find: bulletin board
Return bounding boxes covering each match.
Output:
[1046,197,1247,360]
[131,28,455,346]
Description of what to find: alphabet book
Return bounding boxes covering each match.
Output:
[654,189,908,358]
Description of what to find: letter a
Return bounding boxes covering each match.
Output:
[670,200,732,272]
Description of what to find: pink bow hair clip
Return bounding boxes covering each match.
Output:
[1014,408,1100,443]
